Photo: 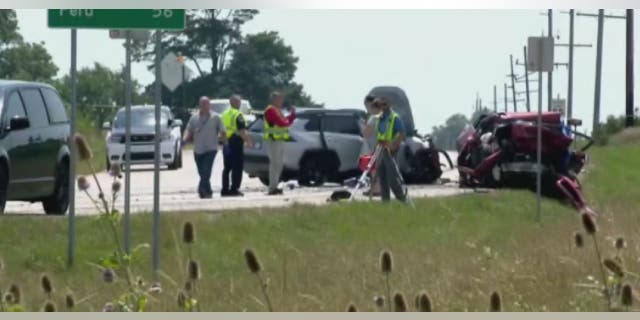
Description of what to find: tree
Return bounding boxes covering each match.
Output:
[224,31,315,109]
[0,9,22,47]
[0,10,58,82]
[54,63,151,126]
[144,9,258,78]
[431,113,470,150]
[0,41,58,81]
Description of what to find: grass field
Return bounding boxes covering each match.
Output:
[0,133,639,312]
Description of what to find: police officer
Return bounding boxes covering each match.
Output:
[221,95,253,197]
[373,97,408,203]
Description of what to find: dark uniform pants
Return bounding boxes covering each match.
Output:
[222,137,244,193]
[377,148,407,202]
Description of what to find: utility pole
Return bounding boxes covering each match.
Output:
[568,9,575,119]
[594,10,604,133]
[493,85,498,112]
[523,47,531,111]
[576,10,626,133]
[510,54,518,112]
[548,9,553,111]
[626,9,634,127]
[557,10,593,120]
[504,83,508,112]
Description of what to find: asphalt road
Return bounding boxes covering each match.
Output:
[4,150,464,215]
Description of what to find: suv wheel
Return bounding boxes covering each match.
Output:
[168,142,181,170]
[0,162,8,214]
[298,157,326,187]
[42,160,70,215]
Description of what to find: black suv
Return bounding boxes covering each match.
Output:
[0,80,71,215]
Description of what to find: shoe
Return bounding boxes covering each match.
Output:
[199,193,213,199]
[267,189,283,196]
[220,190,231,197]
[363,190,381,197]
[229,190,244,197]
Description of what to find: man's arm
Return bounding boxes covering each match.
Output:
[182,117,194,145]
[390,117,406,152]
[285,106,296,125]
[216,116,227,145]
[237,115,253,147]
[265,107,292,127]
[363,117,376,138]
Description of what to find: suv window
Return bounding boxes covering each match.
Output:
[3,92,27,128]
[302,115,320,132]
[41,88,68,124]
[249,118,264,132]
[323,114,360,135]
[20,88,49,128]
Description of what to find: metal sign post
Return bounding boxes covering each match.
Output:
[153,30,162,282]
[124,30,132,254]
[528,35,554,223]
[67,29,77,267]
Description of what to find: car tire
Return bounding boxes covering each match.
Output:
[42,159,70,215]
[168,143,181,170]
[106,155,111,172]
[298,156,326,187]
[0,162,8,214]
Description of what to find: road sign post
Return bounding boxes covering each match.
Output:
[124,31,132,254]
[153,31,162,282]
[528,35,554,223]
[50,9,185,269]
[67,29,77,267]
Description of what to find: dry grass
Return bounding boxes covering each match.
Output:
[0,144,639,311]
[608,127,640,146]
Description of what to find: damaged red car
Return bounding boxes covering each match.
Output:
[456,111,595,214]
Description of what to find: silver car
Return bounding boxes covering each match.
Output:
[103,105,183,170]
[244,108,367,187]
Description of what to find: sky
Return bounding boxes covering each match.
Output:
[15,9,638,134]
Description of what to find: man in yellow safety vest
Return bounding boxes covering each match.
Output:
[263,91,296,195]
[221,95,253,197]
[373,97,407,203]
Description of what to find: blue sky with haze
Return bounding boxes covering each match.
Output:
[16,9,637,134]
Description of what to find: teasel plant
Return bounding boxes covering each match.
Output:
[415,291,432,312]
[177,222,200,312]
[379,250,393,312]
[489,291,502,312]
[74,134,151,312]
[244,248,274,311]
[0,282,26,312]
[579,213,613,310]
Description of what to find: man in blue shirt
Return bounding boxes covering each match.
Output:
[373,97,408,203]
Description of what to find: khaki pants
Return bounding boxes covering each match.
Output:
[265,140,285,192]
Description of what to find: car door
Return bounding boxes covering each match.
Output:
[40,87,70,160]
[2,89,34,198]
[19,87,56,195]
[321,113,364,172]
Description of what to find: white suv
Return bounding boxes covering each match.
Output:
[104,105,183,170]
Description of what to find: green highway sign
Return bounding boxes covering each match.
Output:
[48,9,185,30]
